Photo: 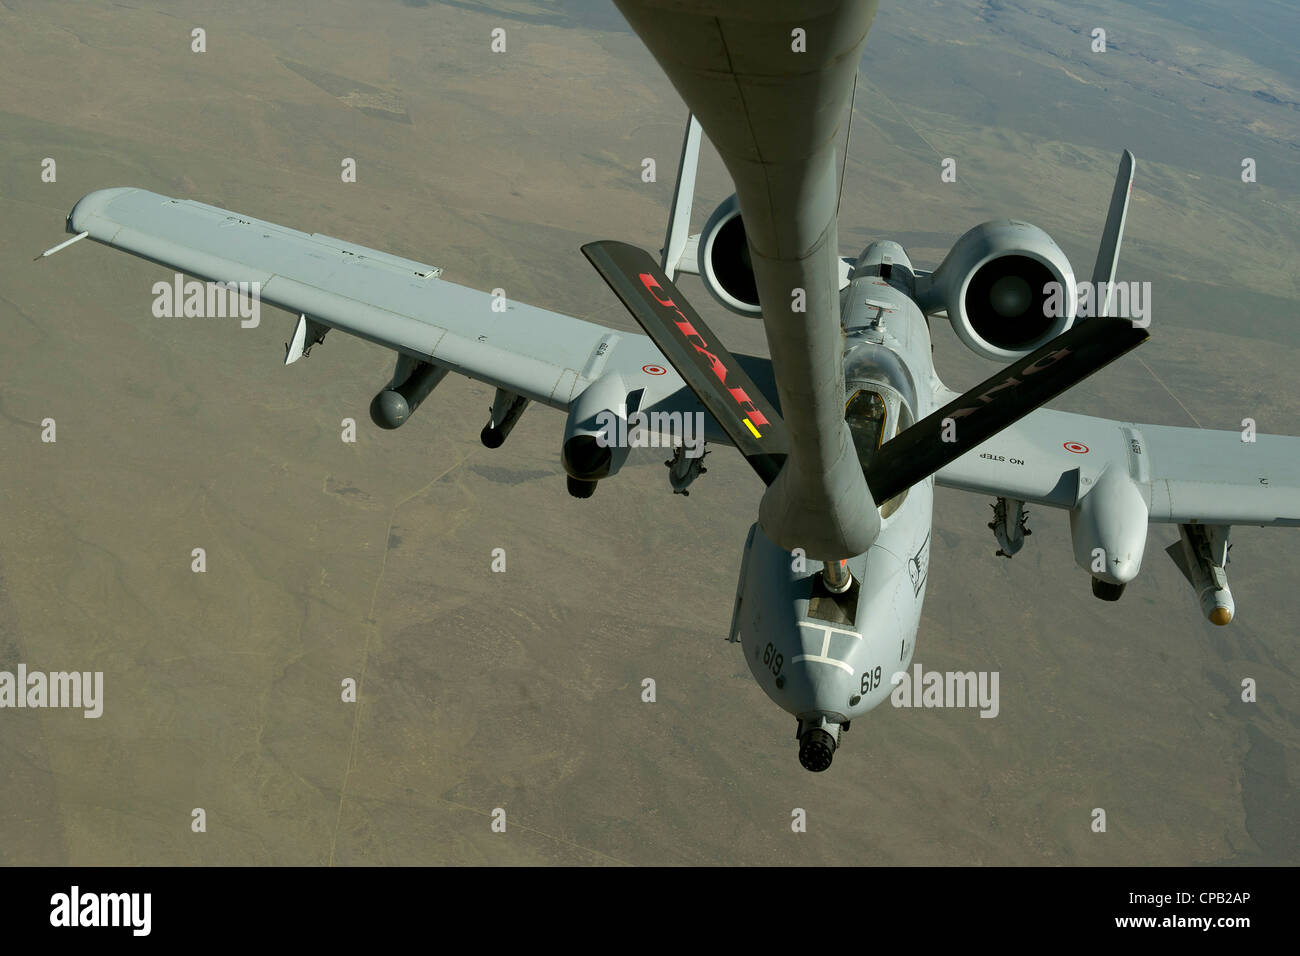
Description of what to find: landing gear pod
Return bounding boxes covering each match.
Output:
[566,476,598,499]
[1091,577,1126,602]
[1070,467,1148,590]
[370,356,449,429]
[560,372,633,496]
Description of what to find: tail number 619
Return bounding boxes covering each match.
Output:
[762,642,783,677]
[860,666,882,695]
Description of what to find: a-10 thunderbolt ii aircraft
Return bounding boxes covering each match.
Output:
[47,0,1300,771]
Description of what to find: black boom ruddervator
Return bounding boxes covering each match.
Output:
[583,239,1149,525]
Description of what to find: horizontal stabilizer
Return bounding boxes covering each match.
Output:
[582,240,788,484]
[867,318,1149,503]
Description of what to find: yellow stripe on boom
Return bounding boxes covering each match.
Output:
[744,418,761,438]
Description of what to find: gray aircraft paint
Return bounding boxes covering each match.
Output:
[52,0,1300,768]
[57,170,1300,768]
[733,240,934,731]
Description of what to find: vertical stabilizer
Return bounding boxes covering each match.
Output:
[1090,150,1135,318]
[661,113,702,281]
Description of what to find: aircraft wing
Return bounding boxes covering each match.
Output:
[60,187,745,434]
[933,393,1300,527]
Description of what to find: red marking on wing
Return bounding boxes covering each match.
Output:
[637,272,770,430]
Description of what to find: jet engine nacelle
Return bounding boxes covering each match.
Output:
[697,194,762,318]
[1069,467,1149,599]
[560,373,633,497]
[917,220,1077,362]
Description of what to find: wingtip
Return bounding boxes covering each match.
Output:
[66,186,136,236]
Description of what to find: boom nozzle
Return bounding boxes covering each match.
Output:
[822,558,852,594]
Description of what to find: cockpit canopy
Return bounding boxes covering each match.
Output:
[843,343,917,415]
[844,343,917,517]
[845,389,889,458]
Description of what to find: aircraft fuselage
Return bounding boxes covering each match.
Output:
[730,241,940,771]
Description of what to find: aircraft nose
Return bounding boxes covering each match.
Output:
[780,651,856,718]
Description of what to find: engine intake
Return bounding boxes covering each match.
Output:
[697,194,761,318]
[918,221,1077,362]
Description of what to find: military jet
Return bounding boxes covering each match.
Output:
[46,0,1300,771]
